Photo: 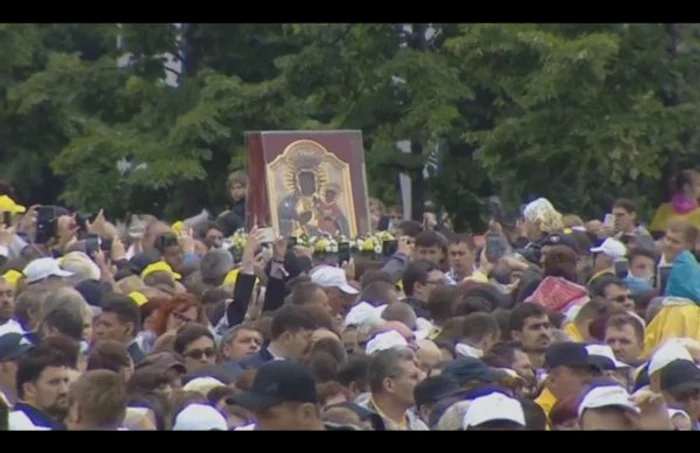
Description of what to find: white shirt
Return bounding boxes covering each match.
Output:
[8,411,51,431]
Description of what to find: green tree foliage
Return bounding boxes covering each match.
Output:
[1,23,699,228]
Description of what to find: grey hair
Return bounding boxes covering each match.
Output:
[41,287,90,320]
[199,249,234,286]
[217,323,260,358]
[368,346,417,393]
[14,287,52,330]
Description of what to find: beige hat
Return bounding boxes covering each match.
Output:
[60,251,101,283]
[182,377,225,396]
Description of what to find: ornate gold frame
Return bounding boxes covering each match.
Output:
[266,139,358,238]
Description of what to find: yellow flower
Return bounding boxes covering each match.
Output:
[377,231,395,242]
[315,238,330,252]
[171,221,185,235]
[362,238,376,252]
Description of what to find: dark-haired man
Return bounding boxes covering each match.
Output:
[94,294,145,365]
[402,260,444,320]
[230,360,345,430]
[446,235,475,282]
[225,304,334,374]
[10,349,72,430]
[606,199,655,250]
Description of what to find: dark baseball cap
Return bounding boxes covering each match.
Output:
[129,250,162,275]
[0,332,34,361]
[544,342,601,371]
[660,359,700,394]
[441,357,508,386]
[135,351,186,374]
[227,361,317,411]
[542,233,579,253]
[413,375,462,409]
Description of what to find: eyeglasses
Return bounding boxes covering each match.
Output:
[185,348,216,360]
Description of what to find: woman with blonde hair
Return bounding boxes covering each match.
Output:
[519,198,565,265]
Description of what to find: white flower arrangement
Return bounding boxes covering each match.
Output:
[225,229,396,259]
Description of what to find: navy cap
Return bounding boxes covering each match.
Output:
[74,279,107,307]
[129,250,162,275]
[441,357,508,386]
[544,342,600,371]
[660,359,700,394]
[0,332,34,361]
[227,361,317,411]
[542,233,579,253]
[413,375,462,409]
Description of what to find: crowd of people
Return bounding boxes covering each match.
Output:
[3,168,700,431]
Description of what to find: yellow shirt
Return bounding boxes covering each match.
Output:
[644,302,700,357]
[650,203,700,232]
[369,397,408,430]
[464,270,489,284]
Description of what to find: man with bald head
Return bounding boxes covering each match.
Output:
[415,339,443,373]
[381,303,417,330]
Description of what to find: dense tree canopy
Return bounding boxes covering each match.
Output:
[1,23,700,231]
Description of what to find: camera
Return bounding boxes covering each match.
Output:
[35,206,58,245]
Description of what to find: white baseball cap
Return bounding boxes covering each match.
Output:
[648,339,694,375]
[182,377,225,396]
[462,392,525,429]
[173,404,228,431]
[590,238,627,261]
[23,257,74,284]
[311,266,358,295]
[577,383,639,418]
[365,330,408,355]
[585,344,630,370]
[343,301,387,328]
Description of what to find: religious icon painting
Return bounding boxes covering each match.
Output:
[245,130,371,238]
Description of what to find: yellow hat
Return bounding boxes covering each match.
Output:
[171,221,185,235]
[1,269,23,289]
[141,261,182,280]
[0,195,26,215]
[128,291,149,307]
